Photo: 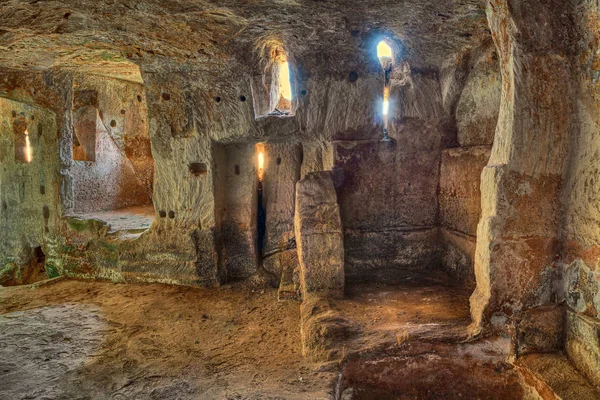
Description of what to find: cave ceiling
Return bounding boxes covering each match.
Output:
[0,0,489,81]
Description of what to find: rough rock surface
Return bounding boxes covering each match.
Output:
[294,171,344,299]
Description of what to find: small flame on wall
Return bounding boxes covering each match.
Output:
[24,128,33,163]
[258,151,265,182]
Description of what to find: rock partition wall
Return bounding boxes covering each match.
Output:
[333,69,445,283]
[295,171,344,299]
[469,0,576,335]
[438,46,500,285]
[557,0,600,386]
[0,97,59,284]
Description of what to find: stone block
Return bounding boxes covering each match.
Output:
[566,310,600,388]
[295,172,344,298]
[517,305,565,355]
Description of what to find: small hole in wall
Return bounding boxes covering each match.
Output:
[11,111,16,118]
[64,12,71,19]
[162,93,171,101]
[240,95,247,102]
[38,123,43,137]
[137,95,142,102]
[189,162,208,176]
[40,185,45,195]
[276,157,282,165]
[43,205,50,219]
[110,120,117,128]
[30,115,35,121]
[349,71,359,82]
[168,211,175,219]
[300,89,307,96]
[2,201,7,210]
[120,109,126,115]
[159,210,167,218]
[215,96,221,103]
[351,29,361,37]
[234,165,240,175]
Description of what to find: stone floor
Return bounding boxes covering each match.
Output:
[71,205,155,234]
[1,277,597,399]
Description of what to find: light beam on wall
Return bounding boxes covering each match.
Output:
[258,151,265,182]
[377,41,393,62]
[279,61,292,101]
[24,128,33,163]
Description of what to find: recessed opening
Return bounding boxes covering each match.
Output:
[377,40,393,61]
[162,93,171,101]
[240,95,247,102]
[251,45,296,118]
[137,95,142,102]
[69,83,155,234]
[13,119,33,163]
[168,211,175,219]
[234,164,240,175]
[377,40,394,138]
[349,71,359,82]
[159,210,167,218]
[189,162,208,177]
[215,96,221,103]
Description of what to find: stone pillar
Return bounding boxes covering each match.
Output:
[294,171,344,299]
[470,0,576,332]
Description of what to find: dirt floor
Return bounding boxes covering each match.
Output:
[0,275,476,400]
[0,279,332,400]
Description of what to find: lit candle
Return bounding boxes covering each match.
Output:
[258,151,264,181]
[24,128,33,163]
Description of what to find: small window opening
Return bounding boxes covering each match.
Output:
[377,40,394,141]
[252,46,296,118]
[13,118,33,163]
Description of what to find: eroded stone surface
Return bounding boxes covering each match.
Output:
[295,172,344,298]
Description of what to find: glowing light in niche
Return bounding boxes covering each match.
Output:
[258,151,265,182]
[279,61,292,101]
[24,128,33,163]
[377,41,393,60]
[382,99,389,116]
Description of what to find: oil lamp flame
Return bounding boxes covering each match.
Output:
[258,152,264,181]
[24,128,33,163]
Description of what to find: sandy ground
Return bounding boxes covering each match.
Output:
[0,275,474,400]
[0,280,332,400]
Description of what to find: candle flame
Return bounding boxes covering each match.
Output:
[258,152,264,181]
[24,128,33,163]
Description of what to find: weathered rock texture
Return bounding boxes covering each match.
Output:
[0,97,59,285]
[295,172,344,299]
[469,0,575,334]
[1,0,600,386]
